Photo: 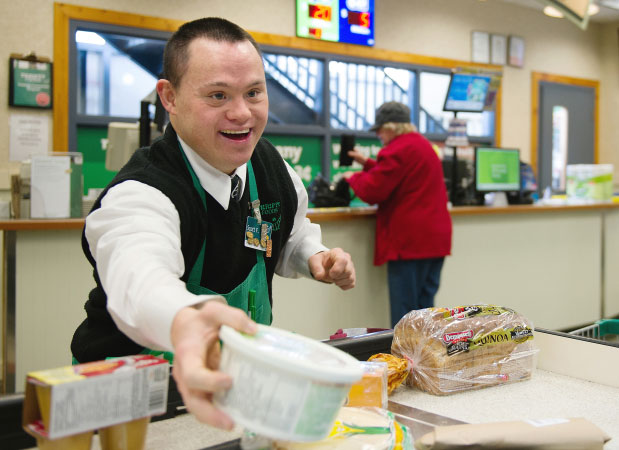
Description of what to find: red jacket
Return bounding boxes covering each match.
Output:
[347,132,452,266]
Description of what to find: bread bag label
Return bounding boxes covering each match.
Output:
[443,305,510,320]
[445,325,534,356]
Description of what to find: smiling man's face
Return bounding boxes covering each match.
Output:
[160,37,268,175]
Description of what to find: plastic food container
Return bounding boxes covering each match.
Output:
[214,324,364,442]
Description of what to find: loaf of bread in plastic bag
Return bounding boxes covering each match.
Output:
[391,305,538,395]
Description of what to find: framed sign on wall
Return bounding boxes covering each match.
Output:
[490,34,507,65]
[471,31,490,64]
[9,53,53,109]
[508,35,525,68]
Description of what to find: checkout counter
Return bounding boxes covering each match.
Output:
[3,327,615,449]
[112,328,619,449]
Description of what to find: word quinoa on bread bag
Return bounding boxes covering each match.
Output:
[391,305,538,395]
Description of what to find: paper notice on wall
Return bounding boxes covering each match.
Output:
[30,156,71,218]
[9,113,49,161]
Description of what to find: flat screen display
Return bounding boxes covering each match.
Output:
[296,0,375,46]
[475,147,521,192]
[443,73,492,113]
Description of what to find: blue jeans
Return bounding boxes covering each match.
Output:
[387,258,445,328]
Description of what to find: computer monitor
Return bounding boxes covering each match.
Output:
[474,147,521,193]
[105,122,140,171]
[105,121,160,171]
[443,73,491,113]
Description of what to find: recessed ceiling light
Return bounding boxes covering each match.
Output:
[543,5,564,17]
[543,3,599,18]
[588,3,600,15]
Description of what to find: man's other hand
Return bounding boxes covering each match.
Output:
[309,248,356,290]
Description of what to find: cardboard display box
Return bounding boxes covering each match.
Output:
[22,355,169,443]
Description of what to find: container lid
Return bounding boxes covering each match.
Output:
[219,325,363,383]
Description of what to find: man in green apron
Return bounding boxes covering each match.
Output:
[71,17,356,430]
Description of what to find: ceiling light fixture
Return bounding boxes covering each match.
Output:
[543,2,599,18]
[588,3,600,15]
[543,5,564,17]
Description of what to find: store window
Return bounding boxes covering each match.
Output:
[72,28,498,141]
[65,17,499,193]
[263,53,324,125]
[75,29,166,119]
[329,60,414,130]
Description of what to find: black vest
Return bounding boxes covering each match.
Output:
[72,126,297,362]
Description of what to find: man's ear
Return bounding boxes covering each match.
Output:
[156,79,176,115]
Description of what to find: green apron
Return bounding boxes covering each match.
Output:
[73,152,272,365]
[146,151,272,362]
[179,149,272,325]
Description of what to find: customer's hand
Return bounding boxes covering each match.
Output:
[170,300,257,429]
[309,248,356,290]
[348,149,368,166]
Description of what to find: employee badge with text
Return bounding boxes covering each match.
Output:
[245,216,273,257]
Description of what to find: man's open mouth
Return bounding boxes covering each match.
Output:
[220,129,251,141]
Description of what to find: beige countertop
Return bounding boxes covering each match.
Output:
[392,369,619,449]
[65,367,616,450]
[2,201,618,229]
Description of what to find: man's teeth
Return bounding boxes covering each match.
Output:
[221,129,250,135]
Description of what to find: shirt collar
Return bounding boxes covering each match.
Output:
[177,136,246,210]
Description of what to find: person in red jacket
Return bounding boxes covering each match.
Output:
[344,101,452,327]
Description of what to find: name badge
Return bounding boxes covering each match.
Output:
[245,216,273,256]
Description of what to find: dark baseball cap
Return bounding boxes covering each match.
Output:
[369,101,411,132]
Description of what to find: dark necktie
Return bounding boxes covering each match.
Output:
[230,174,242,202]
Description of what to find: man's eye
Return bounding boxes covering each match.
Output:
[247,89,260,98]
[211,93,226,100]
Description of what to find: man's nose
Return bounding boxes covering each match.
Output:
[226,97,251,122]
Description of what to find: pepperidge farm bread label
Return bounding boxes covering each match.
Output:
[441,306,534,356]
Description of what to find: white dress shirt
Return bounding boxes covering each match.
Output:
[85,137,327,352]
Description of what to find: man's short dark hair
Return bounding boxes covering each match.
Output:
[163,17,262,87]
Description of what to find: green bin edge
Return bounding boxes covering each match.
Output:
[596,319,619,337]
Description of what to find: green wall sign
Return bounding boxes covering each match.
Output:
[264,134,323,207]
[264,134,322,188]
[9,57,52,108]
